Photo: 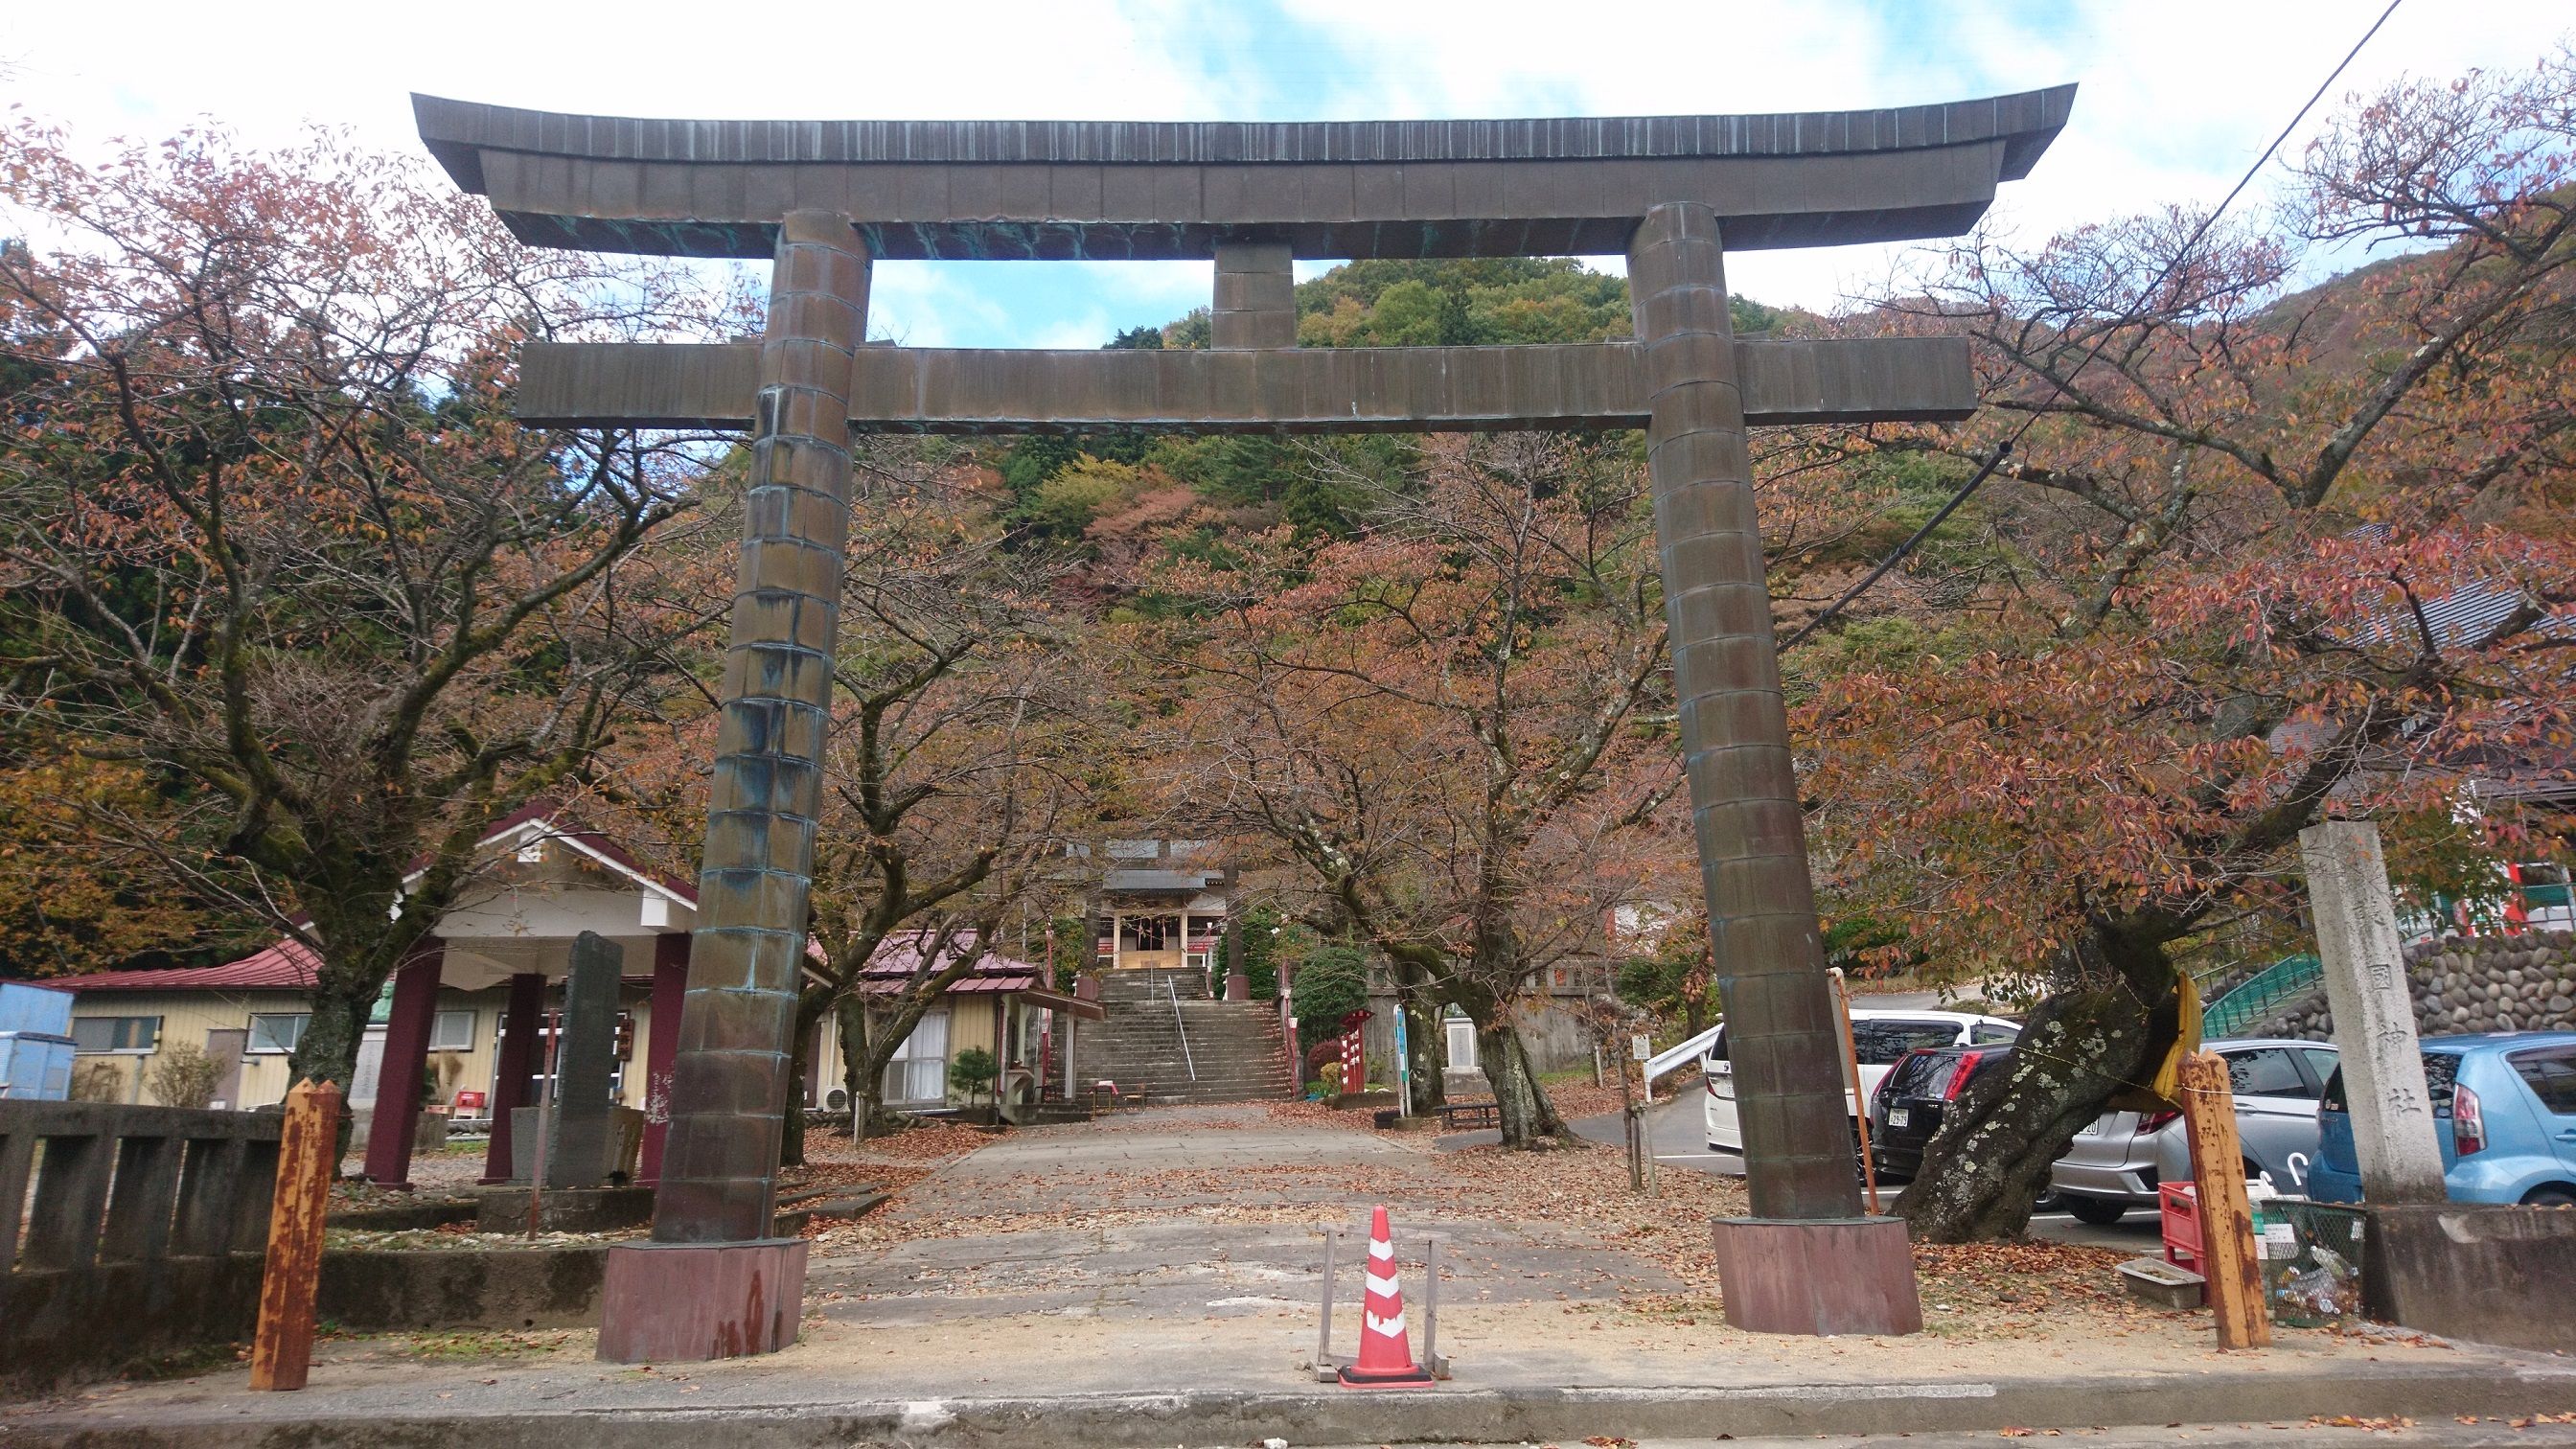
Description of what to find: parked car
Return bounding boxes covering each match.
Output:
[1868,1041,2016,1181]
[2050,1038,2340,1225]
[1703,1009,2020,1154]
[2310,1032,2576,1207]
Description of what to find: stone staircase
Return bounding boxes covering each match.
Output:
[1071,969,1295,1106]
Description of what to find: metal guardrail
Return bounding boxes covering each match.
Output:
[1643,1023,1724,1083]
[1168,978,1197,1082]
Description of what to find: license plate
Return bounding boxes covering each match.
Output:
[1887,1107,1910,1130]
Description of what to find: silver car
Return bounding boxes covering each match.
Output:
[2049,1038,2338,1225]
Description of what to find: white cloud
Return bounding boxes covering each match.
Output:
[8,0,2564,334]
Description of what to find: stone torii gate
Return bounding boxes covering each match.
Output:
[414,85,2071,1361]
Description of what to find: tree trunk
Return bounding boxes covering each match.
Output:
[288,966,380,1106]
[836,997,902,1140]
[779,988,835,1168]
[1394,976,1446,1111]
[1894,929,2180,1241]
[1475,1018,1568,1148]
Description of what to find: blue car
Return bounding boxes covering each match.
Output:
[2311,1032,2576,1207]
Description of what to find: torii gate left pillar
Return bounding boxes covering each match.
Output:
[595,210,868,1365]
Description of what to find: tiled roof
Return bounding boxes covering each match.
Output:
[52,940,320,994]
[72,805,699,995]
[857,932,1042,995]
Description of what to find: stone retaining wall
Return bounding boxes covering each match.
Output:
[2254,930,2576,1041]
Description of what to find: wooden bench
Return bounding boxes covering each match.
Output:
[1433,1101,1501,1132]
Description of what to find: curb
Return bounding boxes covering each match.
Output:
[15,1362,2576,1448]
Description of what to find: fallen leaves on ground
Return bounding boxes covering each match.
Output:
[2310,1414,2416,1432]
[805,1104,2263,1346]
[1262,1099,1379,1130]
[320,1227,643,1252]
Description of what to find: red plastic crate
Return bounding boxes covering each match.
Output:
[2159,1181,2202,1268]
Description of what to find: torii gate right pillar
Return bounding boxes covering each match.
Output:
[1630,201,1923,1336]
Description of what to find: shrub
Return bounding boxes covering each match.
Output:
[948,1046,1000,1105]
[68,1058,126,1102]
[147,1043,223,1109]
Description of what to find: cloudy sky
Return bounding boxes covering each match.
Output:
[5,1,2565,346]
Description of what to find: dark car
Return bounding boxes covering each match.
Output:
[1870,1043,2015,1181]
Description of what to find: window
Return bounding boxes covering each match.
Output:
[2511,1047,2576,1116]
[1882,1048,1960,1100]
[428,1010,475,1052]
[2329,1052,2461,1116]
[2297,1048,2339,1096]
[72,1016,161,1054]
[1850,1020,1966,1066]
[1969,1023,2021,1046]
[2223,1047,2310,1098]
[247,1014,309,1054]
[882,1012,949,1104]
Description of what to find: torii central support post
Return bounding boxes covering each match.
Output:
[596,210,866,1363]
[1629,200,1921,1336]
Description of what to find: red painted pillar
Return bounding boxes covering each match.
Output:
[637,933,688,1184]
[363,942,445,1187]
[482,972,545,1184]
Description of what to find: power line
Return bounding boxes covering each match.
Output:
[1781,0,2408,654]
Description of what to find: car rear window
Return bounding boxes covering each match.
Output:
[1884,1049,1960,1099]
[1701,1028,1728,1066]
[2320,1052,2460,1116]
[1852,1020,1966,1066]
[2509,1046,2576,1116]
[2224,1047,2310,1097]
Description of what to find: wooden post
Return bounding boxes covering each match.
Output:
[1830,969,1880,1214]
[251,1079,343,1392]
[2178,1050,2269,1350]
[528,1000,562,1238]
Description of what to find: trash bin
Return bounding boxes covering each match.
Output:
[2268,1200,2367,1328]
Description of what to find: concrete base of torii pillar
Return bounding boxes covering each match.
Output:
[596,1238,810,1362]
[1710,1217,1924,1335]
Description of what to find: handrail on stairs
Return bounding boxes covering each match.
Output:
[2201,952,2325,1038]
[1168,977,1198,1083]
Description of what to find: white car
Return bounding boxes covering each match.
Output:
[1703,1009,2022,1153]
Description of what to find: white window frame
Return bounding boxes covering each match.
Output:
[73,1015,162,1055]
[882,1011,950,1105]
[246,1013,310,1055]
[428,1009,475,1052]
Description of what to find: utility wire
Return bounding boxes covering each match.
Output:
[1781,0,2407,653]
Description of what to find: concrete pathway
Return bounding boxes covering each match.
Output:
[822,1103,1689,1329]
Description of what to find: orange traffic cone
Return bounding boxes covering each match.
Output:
[1338,1205,1436,1389]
